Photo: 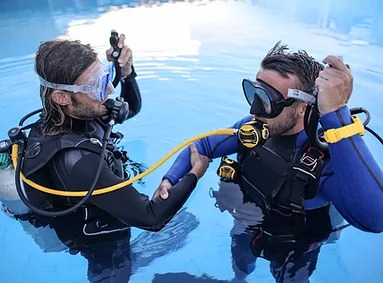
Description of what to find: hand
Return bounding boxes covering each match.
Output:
[152,178,172,200]
[151,144,210,200]
[315,55,353,114]
[106,34,133,78]
[189,143,211,179]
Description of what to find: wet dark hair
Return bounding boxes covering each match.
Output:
[261,41,324,93]
[35,39,98,135]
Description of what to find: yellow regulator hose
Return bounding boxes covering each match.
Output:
[12,128,236,197]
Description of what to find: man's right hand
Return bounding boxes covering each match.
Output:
[152,143,210,200]
[189,143,211,179]
[152,178,172,200]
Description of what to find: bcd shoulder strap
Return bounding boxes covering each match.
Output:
[289,142,328,235]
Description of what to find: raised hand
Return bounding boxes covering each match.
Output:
[106,33,134,78]
[315,55,353,115]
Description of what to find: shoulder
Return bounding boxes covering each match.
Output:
[23,130,103,177]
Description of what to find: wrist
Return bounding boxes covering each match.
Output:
[161,178,173,188]
[185,172,198,185]
[189,168,202,180]
[319,106,349,130]
[121,68,132,78]
[319,103,347,115]
[121,65,137,83]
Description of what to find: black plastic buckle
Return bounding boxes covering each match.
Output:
[299,147,324,172]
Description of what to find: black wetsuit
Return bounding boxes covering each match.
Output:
[211,135,340,282]
[19,68,198,283]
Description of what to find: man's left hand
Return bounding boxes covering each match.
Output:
[315,55,353,114]
[106,33,133,78]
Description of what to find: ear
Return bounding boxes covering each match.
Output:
[297,102,307,117]
[51,90,71,106]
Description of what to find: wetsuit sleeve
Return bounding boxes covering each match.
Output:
[119,65,142,119]
[163,115,253,185]
[51,149,197,232]
[318,106,383,233]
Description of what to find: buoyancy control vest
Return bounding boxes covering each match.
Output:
[20,119,131,236]
[23,119,127,180]
[237,134,329,235]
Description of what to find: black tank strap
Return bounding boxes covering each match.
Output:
[290,144,328,235]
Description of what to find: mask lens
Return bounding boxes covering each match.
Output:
[243,79,256,105]
[254,88,272,115]
[242,79,272,116]
[99,64,115,100]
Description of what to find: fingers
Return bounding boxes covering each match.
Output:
[113,33,132,68]
[105,33,133,68]
[318,55,352,83]
[315,55,353,114]
[318,65,341,81]
[152,187,169,200]
[189,143,197,154]
[322,55,350,73]
[152,190,160,199]
[105,47,113,57]
[118,46,133,67]
[152,179,172,200]
[118,33,126,49]
[159,188,169,199]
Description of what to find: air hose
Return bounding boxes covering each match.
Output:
[12,128,237,197]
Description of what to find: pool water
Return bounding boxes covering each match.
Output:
[0,0,382,282]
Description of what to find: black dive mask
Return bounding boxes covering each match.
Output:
[242,78,295,118]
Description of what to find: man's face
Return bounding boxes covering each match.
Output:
[255,68,303,136]
[66,61,113,119]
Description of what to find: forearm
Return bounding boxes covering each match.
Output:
[91,173,198,231]
[55,150,196,232]
[120,65,142,119]
[320,106,383,232]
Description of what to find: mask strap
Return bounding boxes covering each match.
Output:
[39,76,76,92]
[287,89,316,105]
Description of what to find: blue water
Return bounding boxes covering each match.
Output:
[0,0,383,282]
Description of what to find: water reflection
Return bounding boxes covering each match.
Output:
[2,0,383,60]
[251,0,383,46]
[2,204,199,282]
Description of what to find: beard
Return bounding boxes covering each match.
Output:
[69,93,107,119]
[266,103,300,136]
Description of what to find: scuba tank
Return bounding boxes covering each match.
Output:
[0,139,29,215]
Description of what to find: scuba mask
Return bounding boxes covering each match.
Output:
[242,78,295,118]
[38,62,115,101]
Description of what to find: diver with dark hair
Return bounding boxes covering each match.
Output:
[0,33,210,283]
[154,42,383,282]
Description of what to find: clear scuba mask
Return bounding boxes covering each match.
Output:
[38,63,115,101]
[242,78,295,118]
